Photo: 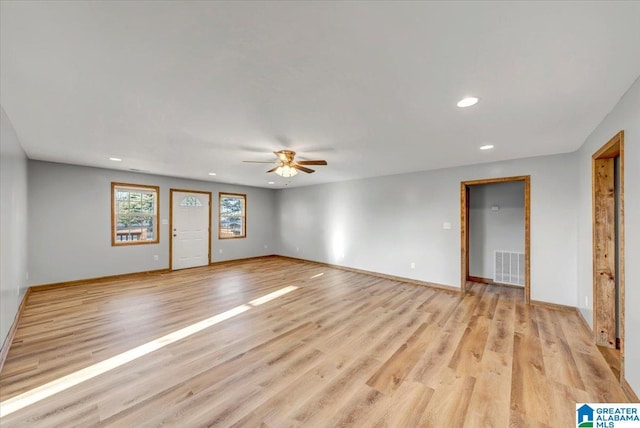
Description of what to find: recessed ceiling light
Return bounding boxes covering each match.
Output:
[457,97,479,108]
[208,172,217,176]
[109,157,122,162]
[480,144,494,150]
[268,181,275,185]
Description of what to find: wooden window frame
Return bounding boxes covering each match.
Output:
[218,192,246,239]
[111,182,160,246]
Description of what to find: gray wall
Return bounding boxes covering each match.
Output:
[469,181,525,281]
[0,107,28,345]
[277,152,578,305]
[576,75,640,392]
[28,161,278,285]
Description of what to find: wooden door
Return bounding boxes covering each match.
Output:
[593,158,616,348]
[592,130,625,357]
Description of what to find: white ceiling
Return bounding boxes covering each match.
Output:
[2,1,639,188]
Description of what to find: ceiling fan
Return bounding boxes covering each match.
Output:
[243,150,327,177]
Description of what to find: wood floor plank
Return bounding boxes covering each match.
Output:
[418,368,476,428]
[510,331,554,426]
[324,384,385,427]
[0,257,631,427]
[535,306,586,391]
[348,380,434,428]
[548,380,591,428]
[485,289,516,354]
[290,355,380,425]
[236,354,357,427]
[366,320,438,394]
[448,315,490,374]
[463,350,512,428]
[557,312,628,402]
[407,319,468,389]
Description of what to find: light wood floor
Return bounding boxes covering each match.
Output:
[0,256,628,427]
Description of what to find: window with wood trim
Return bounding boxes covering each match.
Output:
[219,192,246,239]
[112,183,159,245]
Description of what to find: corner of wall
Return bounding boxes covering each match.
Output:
[0,106,29,347]
[272,188,283,255]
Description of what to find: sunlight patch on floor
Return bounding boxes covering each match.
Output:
[248,285,298,306]
[0,285,299,418]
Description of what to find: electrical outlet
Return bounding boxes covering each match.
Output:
[264,244,268,249]
[410,262,416,269]
[443,222,451,230]
[153,255,159,261]
[219,249,223,253]
[296,247,299,252]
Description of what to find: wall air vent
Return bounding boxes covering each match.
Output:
[494,251,525,286]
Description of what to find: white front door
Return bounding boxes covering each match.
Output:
[171,190,210,270]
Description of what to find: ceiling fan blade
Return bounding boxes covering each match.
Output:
[266,166,280,173]
[243,160,278,164]
[296,160,327,166]
[293,164,315,174]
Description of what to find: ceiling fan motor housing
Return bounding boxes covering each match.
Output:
[276,150,296,164]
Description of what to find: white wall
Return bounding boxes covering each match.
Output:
[0,107,28,346]
[576,76,640,392]
[28,161,278,285]
[469,181,525,281]
[277,152,578,305]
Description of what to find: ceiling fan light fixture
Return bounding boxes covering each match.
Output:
[245,149,325,176]
[457,96,479,108]
[275,165,298,177]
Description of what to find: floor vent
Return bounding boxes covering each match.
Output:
[494,251,525,286]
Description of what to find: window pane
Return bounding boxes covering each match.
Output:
[180,196,202,207]
[113,183,159,245]
[219,193,246,239]
[220,218,243,235]
[141,192,156,213]
[221,197,242,215]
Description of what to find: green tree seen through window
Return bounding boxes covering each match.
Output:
[219,193,246,239]
[112,183,159,245]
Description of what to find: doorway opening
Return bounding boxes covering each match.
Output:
[461,176,531,303]
[592,131,625,383]
[170,189,212,270]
